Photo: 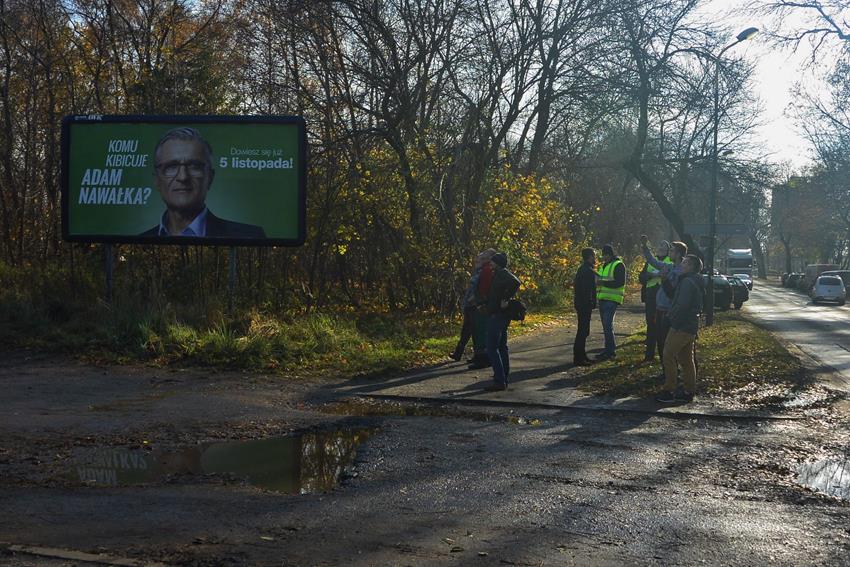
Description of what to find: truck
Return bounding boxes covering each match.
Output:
[725,249,753,278]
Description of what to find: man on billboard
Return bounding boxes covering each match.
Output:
[141,127,266,238]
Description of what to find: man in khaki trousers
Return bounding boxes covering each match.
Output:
[656,255,705,404]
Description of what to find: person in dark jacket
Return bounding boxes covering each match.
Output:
[468,252,497,369]
[483,252,520,391]
[639,240,671,362]
[595,244,626,360]
[573,247,597,366]
[641,236,687,362]
[656,254,705,404]
[450,249,496,362]
[141,127,266,238]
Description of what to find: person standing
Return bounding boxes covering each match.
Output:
[483,252,521,391]
[656,254,705,403]
[640,236,686,361]
[596,244,625,360]
[573,247,597,366]
[640,240,672,362]
[451,249,496,362]
[468,251,497,369]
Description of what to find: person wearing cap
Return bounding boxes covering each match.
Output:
[482,252,521,391]
[596,244,626,360]
[639,240,673,362]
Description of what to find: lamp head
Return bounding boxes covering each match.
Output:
[736,27,759,41]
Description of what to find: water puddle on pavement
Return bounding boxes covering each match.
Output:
[73,428,373,494]
[795,456,850,501]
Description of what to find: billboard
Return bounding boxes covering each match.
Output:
[61,115,306,246]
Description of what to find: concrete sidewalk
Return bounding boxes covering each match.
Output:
[332,302,794,419]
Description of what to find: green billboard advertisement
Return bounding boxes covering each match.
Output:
[61,115,306,246]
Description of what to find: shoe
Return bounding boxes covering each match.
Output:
[595,352,615,361]
[449,352,463,361]
[642,355,655,363]
[574,359,593,367]
[484,383,508,392]
[676,390,694,403]
[655,391,678,403]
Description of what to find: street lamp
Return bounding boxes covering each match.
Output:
[705,26,758,326]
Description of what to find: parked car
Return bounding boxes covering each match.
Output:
[702,270,733,310]
[805,264,839,291]
[820,270,850,298]
[781,273,789,286]
[728,276,750,309]
[811,275,846,305]
[786,273,802,288]
[797,276,812,292]
[733,272,753,290]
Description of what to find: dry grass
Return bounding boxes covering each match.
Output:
[573,311,806,403]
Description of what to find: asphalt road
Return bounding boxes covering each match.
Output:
[2,300,850,565]
[745,280,850,392]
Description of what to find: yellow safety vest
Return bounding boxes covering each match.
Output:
[597,259,625,304]
[646,257,674,288]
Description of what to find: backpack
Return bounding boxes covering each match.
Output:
[503,270,525,321]
[506,298,527,321]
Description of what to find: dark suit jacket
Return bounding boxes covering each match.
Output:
[140,211,266,239]
[573,262,597,311]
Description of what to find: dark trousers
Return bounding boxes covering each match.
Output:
[573,307,592,363]
[452,305,477,358]
[486,314,511,385]
[644,289,659,359]
[656,308,670,360]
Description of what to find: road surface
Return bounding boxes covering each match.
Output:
[745,280,850,391]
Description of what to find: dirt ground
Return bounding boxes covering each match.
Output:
[2,311,850,566]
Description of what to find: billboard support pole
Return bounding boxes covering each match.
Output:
[228,246,237,313]
[104,243,113,305]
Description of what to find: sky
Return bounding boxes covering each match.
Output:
[696,0,831,169]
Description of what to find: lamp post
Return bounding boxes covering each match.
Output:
[705,26,758,326]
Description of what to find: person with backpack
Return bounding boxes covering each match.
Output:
[450,248,497,363]
[483,252,521,391]
[656,254,705,404]
[468,250,497,369]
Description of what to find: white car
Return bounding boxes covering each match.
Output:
[811,275,846,305]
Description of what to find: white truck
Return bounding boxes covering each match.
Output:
[725,249,753,279]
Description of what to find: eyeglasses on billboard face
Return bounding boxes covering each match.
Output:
[156,161,208,178]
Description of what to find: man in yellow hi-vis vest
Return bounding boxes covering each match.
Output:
[639,241,673,362]
[596,244,626,360]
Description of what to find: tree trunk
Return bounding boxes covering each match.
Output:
[749,231,767,278]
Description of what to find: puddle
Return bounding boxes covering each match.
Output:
[73,428,373,494]
[320,397,542,426]
[795,456,850,501]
